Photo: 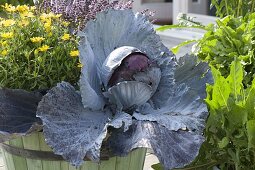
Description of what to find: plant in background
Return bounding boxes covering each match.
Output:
[35,0,133,32]
[203,60,255,169]
[0,9,212,170]
[155,1,255,169]
[210,0,255,18]
[0,4,80,91]
[193,14,255,87]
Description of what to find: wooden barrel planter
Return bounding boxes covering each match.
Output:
[0,133,147,170]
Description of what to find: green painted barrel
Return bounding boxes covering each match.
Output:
[1,133,146,170]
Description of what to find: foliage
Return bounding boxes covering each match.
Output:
[194,14,255,86]
[157,13,208,32]
[210,0,255,18]
[0,4,80,91]
[158,13,255,87]
[153,60,255,170]
[199,60,255,170]
[0,0,34,6]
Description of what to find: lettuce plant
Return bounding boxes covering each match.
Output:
[0,9,212,170]
[194,60,255,169]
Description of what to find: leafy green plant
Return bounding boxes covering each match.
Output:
[0,4,80,91]
[194,14,255,86]
[152,60,255,170]
[158,13,255,86]
[202,60,255,169]
[210,0,255,17]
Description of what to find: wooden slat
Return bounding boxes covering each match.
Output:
[69,164,80,170]
[22,133,43,170]
[99,157,116,170]
[80,161,99,170]
[2,133,147,170]
[38,133,61,170]
[8,138,28,170]
[2,141,16,170]
[128,148,147,170]
[115,154,131,170]
[60,162,69,170]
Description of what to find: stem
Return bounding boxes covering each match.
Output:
[225,0,229,15]
[237,0,242,17]
[235,147,240,170]
[251,0,255,13]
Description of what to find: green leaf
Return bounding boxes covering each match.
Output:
[210,66,231,109]
[226,104,247,127]
[245,80,255,119]
[151,163,164,170]
[247,120,255,149]
[218,137,229,148]
[227,60,243,99]
[171,40,197,54]
[156,25,206,32]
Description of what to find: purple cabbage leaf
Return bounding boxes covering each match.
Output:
[36,9,212,170]
[0,88,42,143]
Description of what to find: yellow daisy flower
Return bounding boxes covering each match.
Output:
[61,34,71,41]
[1,50,8,56]
[52,14,62,19]
[38,45,50,52]
[40,12,55,22]
[62,21,70,27]
[30,37,45,43]
[16,5,29,13]
[1,41,8,46]
[1,3,16,13]
[44,21,52,32]
[1,32,14,39]
[77,63,83,68]
[1,19,15,27]
[20,12,35,18]
[18,20,30,27]
[70,50,79,57]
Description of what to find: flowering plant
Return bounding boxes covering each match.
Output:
[0,4,80,91]
[36,0,133,32]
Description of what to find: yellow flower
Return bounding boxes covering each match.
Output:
[16,5,29,13]
[1,50,8,56]
[29,6,36,11]
[70,50,79,57]
[40,12,55,22]
[38,45,50,52]
[1,3,16,13]
[47,32,53,37]
[77,63,83,68]
[61,34,71,41]
[1,41,8,46]
[18,20,30,27]
[20,12,35,18]
[1,32,14,39]
[30,37,45,43]
[44,21,52,32]
[53,14,62,19]
[1,19,16,27]
[62,21,70,27]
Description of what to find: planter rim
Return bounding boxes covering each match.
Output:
[0,143,111,161]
